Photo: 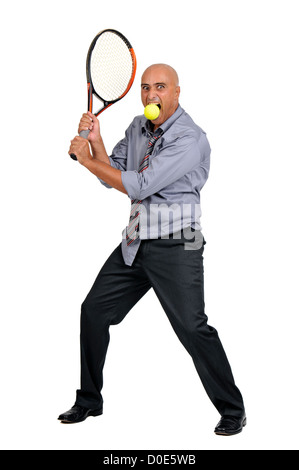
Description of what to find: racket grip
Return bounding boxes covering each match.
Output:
[69,129,90,160]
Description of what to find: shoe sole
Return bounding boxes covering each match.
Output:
[214,417,247,436]
[59,409,103,424]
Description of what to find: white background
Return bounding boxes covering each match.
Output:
[1,0,298,451]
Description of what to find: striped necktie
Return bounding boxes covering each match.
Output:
[126,129,163,246]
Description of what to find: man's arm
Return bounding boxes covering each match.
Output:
[68,135,127,194]
[69,112,127,194]
[121,133,211,200]
[85,159,127,194]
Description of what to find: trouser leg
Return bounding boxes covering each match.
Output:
[75,244,151,409]
[143,236,245,417]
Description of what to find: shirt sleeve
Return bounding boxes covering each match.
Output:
[121,132,210,200]
[97,130,129,188]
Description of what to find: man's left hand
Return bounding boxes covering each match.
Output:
[68,136,92,165]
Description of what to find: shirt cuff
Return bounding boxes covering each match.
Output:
[109,156,120,168]
[121,171,140,199]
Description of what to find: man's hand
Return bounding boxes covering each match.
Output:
[78,111,100,144]
[68,136,92,166]
[68,111,126,193]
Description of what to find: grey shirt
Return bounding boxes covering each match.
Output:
[99,105,211,266]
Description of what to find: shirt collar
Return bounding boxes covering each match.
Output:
[142,104,184,136]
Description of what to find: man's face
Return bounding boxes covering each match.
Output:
[141,65,180,130]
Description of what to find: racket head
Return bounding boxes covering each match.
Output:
[86,29,137,116]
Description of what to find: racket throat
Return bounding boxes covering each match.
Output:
[87,82,109,115]
[87,83,93,112]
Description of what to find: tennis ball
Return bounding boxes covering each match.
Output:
[144,103,160,120]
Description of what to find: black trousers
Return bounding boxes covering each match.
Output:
[75,234,245,417]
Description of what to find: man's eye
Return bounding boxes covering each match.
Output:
[157,85,165,89]
[142,86,149,91]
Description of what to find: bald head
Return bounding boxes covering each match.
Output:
[141,64,179,87]
[141,64,180,129]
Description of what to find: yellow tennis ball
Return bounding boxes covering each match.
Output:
[144,104,160,120]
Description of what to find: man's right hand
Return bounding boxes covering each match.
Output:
[77,111,110,165]
[78,111,101,144]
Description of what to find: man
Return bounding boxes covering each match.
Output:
[58,64,246,435]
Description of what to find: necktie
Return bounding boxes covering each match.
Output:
[126,129,163,246]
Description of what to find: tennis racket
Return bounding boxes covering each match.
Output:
[70,29,137,160]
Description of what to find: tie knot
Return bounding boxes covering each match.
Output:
[148,129,164,146]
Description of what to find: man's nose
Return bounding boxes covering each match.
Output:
[147,90,158,102]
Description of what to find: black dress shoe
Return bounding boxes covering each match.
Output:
[58,404,103,424]
[214,414,246,436]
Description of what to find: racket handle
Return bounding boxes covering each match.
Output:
[69,129,90,160]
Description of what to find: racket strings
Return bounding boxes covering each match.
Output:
[90,32,134,102]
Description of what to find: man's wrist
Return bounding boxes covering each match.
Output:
[81,155,94,170]
[90,137,103,154]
